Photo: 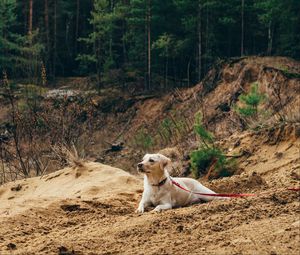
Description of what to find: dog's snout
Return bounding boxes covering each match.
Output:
[137,163,145,172]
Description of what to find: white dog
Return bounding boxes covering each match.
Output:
[136,153,217,213]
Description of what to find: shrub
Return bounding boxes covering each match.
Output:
[0,72,97,180]
[157,114,191,146]
[158,118,173,144]
[133,129,154,151]
[190,113,236,179]
[235,82,266,120]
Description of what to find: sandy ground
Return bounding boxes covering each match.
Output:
[0,131,299,255]
[1,57,299,255]
[1,122,300,255]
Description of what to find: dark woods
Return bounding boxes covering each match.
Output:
[0,0,300,90]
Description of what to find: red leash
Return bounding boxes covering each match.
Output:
[170,178,300,198]
[287,188,300,191]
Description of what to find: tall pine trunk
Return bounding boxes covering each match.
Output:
[241,0,244,56]
[44,0,50,73]
[187,58,191,87]
[96,39,101,89]
[204,3,209,73]
[165,47,168,89]
[53,0,57,81]
[121,0,128,66]
[198,0,202,81]
[122,19,127,64]
[75,0,80,54]
[109,0,114,62]
[28,0,33,35]
[146,0,151,91]
[267,21,273,55]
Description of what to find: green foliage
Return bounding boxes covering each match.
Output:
[133,128,154,151]
[235,82,266,120]
[152,33,174,58]
[191,147,225,178]
[159,118,173,143]
[77,0,120,83]
[18,84,47,113]
[156,114,190,145]
[0,0,42,77]
[1,0,300,85]
[194,113,214,145]
[190,112,236,179]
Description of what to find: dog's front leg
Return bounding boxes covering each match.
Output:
[152,203,172,213]
[136,192,151,213]
[136,200,146,213]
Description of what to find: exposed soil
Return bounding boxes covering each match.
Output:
[0,125,299,255]
[0,57,299,254]
[88,56,300,172]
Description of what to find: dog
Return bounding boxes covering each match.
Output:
[136,153,218,213]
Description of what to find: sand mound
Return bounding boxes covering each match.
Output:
[0,162,142,217]
[0,144,299,254]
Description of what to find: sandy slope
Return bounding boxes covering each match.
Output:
[0,162,141,217]
[1,135,299,255]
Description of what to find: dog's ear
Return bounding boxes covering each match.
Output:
[159,154,171,170]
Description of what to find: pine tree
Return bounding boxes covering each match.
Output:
[1,0,300,84]
[0,0,42,78]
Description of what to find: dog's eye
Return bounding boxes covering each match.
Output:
[149,158,155,163]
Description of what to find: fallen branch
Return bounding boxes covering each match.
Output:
[204,158,218,180]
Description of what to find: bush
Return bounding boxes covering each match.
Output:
[190,113,236,179]
[235,82,266,120]
[0,73,97,180]
[133,129,154,151]
[157,114,190,146]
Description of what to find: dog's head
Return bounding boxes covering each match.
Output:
[137,153,171,174]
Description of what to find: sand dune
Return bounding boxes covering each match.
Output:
[0,162,141,217]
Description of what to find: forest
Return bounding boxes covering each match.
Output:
[0,1,300,254]
[1,0,299,90]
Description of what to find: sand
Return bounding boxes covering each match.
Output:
[0,141,299,255]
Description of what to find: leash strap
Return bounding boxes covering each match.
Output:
[170,178,300,198]
[287,188,300,191]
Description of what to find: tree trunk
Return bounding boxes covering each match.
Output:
[44,0,49,50]
[187,58,191,87]
[28,0,33,35]
[198,0,202,81]
[241,0,244,56]
[53,0,57,81]
[23,1,28,34]
[204,3,209,73]
[146,0,151,90]
[96,39,101,89]
[122,19,127,64]
[75,0,80,54]
[267,21,273,55]
[165,48,168,89]
[44,0,50,73]
[120,0,128,68]
[109,0,114,62]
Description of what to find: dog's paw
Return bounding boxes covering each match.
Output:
[150,209,161,213]
[135,207,144,214]
[151,206,162,213]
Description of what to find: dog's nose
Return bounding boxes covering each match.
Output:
[137,163,143,168]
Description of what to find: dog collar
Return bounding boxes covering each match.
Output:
[151,177,168,187]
